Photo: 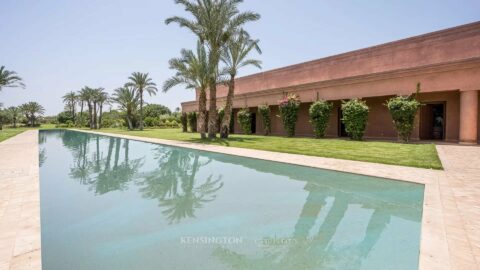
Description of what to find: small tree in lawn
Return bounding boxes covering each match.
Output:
[386,83,422,142]
[187,112,197,132]
[341,99,369,140]
[258,104,271,135]
[237,108,252,135]
[309,100,333,138]
[278,94,301,137]
[180,112,188,132]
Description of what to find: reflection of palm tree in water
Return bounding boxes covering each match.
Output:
[213,181,392,270]
[137,147,223,224]
[67,135,143,195]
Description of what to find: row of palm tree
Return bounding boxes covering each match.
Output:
[163,0,262,139]
[61,72,158,130]
[0,102,45,129]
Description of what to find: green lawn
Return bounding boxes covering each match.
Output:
[88,128,443,169]
[0,124,57,143]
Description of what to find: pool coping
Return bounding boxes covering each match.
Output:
[1,129,476,269]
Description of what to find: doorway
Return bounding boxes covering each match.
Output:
[338,107,348,137]
[250,113,256,134]
[420,103,445,140]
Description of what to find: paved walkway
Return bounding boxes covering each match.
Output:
[0,129,479,270]
[0,130,41,270]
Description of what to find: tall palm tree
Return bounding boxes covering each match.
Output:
[126,72,157,130]
[91,88,106,129]
[20,102,45,126]
[0,66,25,91]
[62,91,77,124]
[77,87,90,127]
[166,0,260,138]
[220,31,262,138]
[111,85,138,130]
[163,41,211,139]
[7,106,20,128]
[96,89,109,129]
[79,87,96,129]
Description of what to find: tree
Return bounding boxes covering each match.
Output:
[95,89,109,129]
[111,85,139,130]
[62,91,77,124]
[163,41,211,139]
[20,102,45,126]
[143,104,171,118]
[219,30,261,138]
[77,88,90,127]
[0,66,25,91]
[127,72,158,130]
[341,99,369,140]
[7,106,20,128]
[166,0,260,138]
[0,109,8,130]
[79,86,96,129]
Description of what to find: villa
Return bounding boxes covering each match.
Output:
[182,21,480,144]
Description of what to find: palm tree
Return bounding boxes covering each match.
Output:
[163,41,211,139]
[95,89,109,129]
[62,91,77,124]
[20,102,45,126]
[90,88,106,129]
[0,66,25,91]
[126,72,157,130]
[166,0,260,138]
[111,85,138,130]
[7,106,20,128]
[77,87,90,127]
[220,31,262,138]
[78,86,96,129]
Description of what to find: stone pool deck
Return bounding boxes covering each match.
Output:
[0,130,41,270]
[0,129,478,269]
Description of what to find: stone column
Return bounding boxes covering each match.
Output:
[459,90,478,144]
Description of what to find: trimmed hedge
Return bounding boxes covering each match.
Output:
[309,100,333,138]
[278,94,301,137]
[341,99,369,140]
[187,112,197,132]
[180,112,188,132]
[237,108,252,135]
[386,83,422,142]
[258,104,271,135]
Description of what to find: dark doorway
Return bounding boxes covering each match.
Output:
[250,113,256,134]
[420,103,445,140]
[338,107,348,137]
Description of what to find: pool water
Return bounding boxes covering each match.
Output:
[39,130,424,270]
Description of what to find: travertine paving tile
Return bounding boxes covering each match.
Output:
[0,131,41,270]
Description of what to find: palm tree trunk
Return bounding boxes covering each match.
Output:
[93,102,98,129]
[207,77,217,138]
[198,89,207,139]
[220,75,235,138]
[13,116,16,128]
[88,103,93,129]
[139,90,144,130]
[98,104,103,129]
[79,102,84,127]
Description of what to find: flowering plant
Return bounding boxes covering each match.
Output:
[278,94,301,137]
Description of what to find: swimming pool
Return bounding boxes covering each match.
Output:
[39,130,424,270]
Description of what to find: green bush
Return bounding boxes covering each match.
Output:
[187,112,197,132]
[217,107,225,132]
[258,104,271,135]
[180,112,188,132]
[237,108,252,135]
[386,83,422,142]
[309,100,333,138]
[57,111,74,124]
[144,116,160,127]
[341,99,369,140]
[278,94,301,137]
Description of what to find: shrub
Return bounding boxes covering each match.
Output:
[278,94,301,137]
[187,112,197,132]
[341,99,369,140]
[237,108,252,135]
[258,104,271,135]
[180,112,188,132]
[57,111,74,124]
[386,83,422,142]
[144,116,159,127]
[217,107,225,132]
[309,100,333,138]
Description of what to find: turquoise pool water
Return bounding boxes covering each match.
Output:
[39,130,424,270]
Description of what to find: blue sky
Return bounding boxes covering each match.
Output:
[1,0,479,115]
